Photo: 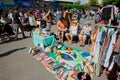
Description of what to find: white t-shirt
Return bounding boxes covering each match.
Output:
[81,26,92,35]
[70,25,78,35]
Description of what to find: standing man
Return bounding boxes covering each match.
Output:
[12,7,26,40]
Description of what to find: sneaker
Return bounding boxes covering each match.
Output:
[29,47,32,54]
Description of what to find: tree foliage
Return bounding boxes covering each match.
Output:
[61,1,83,10]
[88,0,98,5]
[103,0,120,7]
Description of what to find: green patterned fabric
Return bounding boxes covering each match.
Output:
[47,45,90,71]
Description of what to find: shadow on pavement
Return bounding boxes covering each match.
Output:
[0,47,26,57]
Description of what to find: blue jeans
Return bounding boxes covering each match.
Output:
[46,23,51,31]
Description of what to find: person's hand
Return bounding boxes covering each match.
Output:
[64,28,67,31]
[62,28,67,31]
[48,9,51,13]
[11,23,14,27]
[58,27,62,31]
[21,22,25,26]
[80,32,84,35]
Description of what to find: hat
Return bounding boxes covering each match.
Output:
[85,21,91,25]
[73,20,78,24]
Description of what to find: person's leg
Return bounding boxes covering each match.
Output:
[65,33,70,43]
[19,24,26,38]
[82,35,87,45]
[58,31,61,42]
[79,34,83,45]
[61,31,64,43]
[14,24,19,40]
[70,34,74,44]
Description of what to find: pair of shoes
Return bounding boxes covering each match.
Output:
[80,44,85,47]
[61,40,63,44]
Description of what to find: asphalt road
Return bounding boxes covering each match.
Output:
[0,19,108,80]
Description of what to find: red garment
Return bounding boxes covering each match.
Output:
[102,35,109,54]
[114,38,120,53]
[97,21,105,24]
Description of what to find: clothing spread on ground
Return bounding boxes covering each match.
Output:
[30,31,93,80]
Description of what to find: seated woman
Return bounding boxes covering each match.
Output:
[57,17,68,44]
[65,20,78,44]
[79,21,92,47]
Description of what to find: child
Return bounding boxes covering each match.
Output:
[65,20,78,44]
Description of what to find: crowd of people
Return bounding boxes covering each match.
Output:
[0,5,120,43]
[0,4,120,43]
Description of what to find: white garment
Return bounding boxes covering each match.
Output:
[8,13,13,19]
[81,26,92,35]
[29,15,35,26]
[0,16,6,23]
[93,32,102,63]
[70,25,78,35]
[24,13,28,18]
[19,12,23,17]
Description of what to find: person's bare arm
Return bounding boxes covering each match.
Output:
[44,9,51,20]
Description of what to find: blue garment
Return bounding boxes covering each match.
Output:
[56,12,61,22]
[77,12,81,20]
[41,20,46,29]
[62,53,74,60]
[46,23,51,30]
[100,31,107,46]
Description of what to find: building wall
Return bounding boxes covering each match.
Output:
[81,0,103,4]
[98,0,102,4]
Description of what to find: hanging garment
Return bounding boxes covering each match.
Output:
[103,31,117,68]
[93,26,106,63]
[102,34,109,54]
[108,55,115,71]
[107,63,117,80]
[114,38,120,53]
[101,7,111,20]
[95,50,103,76]
[100,29,107,46]
[90,27,98,55]
[101,28,115,66]
[92,31,102,63]
[101,33,112,66]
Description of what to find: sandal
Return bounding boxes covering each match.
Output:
[79,42,83,46]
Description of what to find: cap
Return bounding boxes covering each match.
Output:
[85,21,91,25]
